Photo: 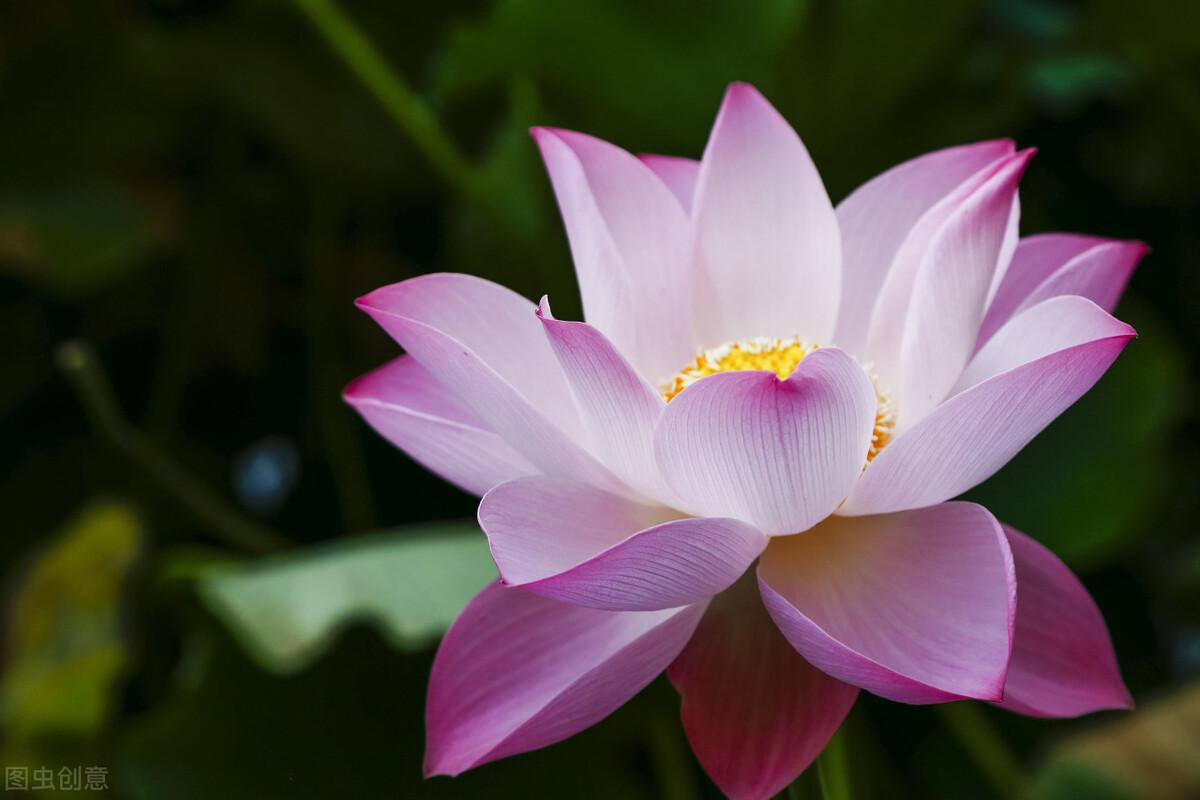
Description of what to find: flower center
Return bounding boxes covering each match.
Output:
[661,336,895,462]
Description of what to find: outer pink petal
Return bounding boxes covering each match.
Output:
[834,139,1015,355]
[978,237,1147,345]
[668,577,858,800]
[956,295,1136,392]
[639,154,699,214]
[533,128,693,381]
[357,274,623,492]
[691,82,841,347]
[479,476,766,611]
[537,297,671,503]
[843,316,1134,516]
[896,151,1034,427]
[425,582,705,776]
[759,503,1015,703]
[995,525,1132,717]
[654,348,876,535]
[343,356,537,496]
[863,150,1029,397]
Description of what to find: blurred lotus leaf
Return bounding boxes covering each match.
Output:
[0,502,142,742]
[0,188,169,297]
[1036,682,1200,800]
[197,522,495,673]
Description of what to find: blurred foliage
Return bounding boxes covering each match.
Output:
[197,522,495,672]
[1037,682,1200,800]
[1,503,141,793]
[2,0,1199,797]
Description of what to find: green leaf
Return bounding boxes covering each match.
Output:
[197,522,496,673]
[0,187,166,296]
[0,502,142,743]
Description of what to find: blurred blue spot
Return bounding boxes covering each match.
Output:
[1172,628,1200,678]
[232,436,300,515]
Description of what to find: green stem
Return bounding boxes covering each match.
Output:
[305,191,376,533]
[649,711,700,800]
[816,727,853,800]
[292,0,489,212]
[56,340,290,554]
[936,702,1031,799]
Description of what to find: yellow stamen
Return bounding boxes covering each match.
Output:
[662,336,896,463]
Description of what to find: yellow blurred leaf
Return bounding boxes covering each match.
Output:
[1037,683,1200,800]
[1,502,142,742]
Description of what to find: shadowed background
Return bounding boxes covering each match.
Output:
[2,0,1199,797]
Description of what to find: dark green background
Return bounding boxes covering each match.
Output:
[2,0,1199,797]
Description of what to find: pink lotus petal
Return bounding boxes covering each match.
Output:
[639,154,699,214]
[987,191,1022,307]
[343,356,537,496]
[357,274,623,493]
[896,151,1034,427]
[978,237,1147,345]
[668,577,858,800]
[425,582,705,776]
[759,503,1015,703]
[863,150,1029,398]
[996,525,1133,718]
[533,128,693,381]
[834,140,1015,355]
[691,82,841,347]
[537,297,672,503]
[843,311,1134,516]
[480,476,766,611]
[956,295,1136,392]
[654,348,876,535]
[981,234,1122,341]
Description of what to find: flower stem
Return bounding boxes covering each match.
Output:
[936,702,1031,798]
[816,727,853,800]
[292,0,490,214]
[56,340,290,554]
[649,711,700,800]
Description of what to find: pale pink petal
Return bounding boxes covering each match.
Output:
[690,82,841,348]
[357,274,623,492]
[639,154,699,214]
[425,582,705,776]
[986,191,1022,306]
[479,476,766,611]
[759,503,1015,703]
[863,150,1030,398]
[979,237,1147,345]
[1019,240,1144,314]
[980,233,1112,342]
[896,151,1034,427]
[537,297,672,502]
[654,348,876,535]
[956,295,1136,392]
[668,577,858,800]
[843,322,1134,516]
[834,140,1015,355]
[996,525,1133,718]
[343,356,537,496]
[534,128,693,381]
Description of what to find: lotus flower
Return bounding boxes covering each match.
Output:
[345,83,1140,799]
